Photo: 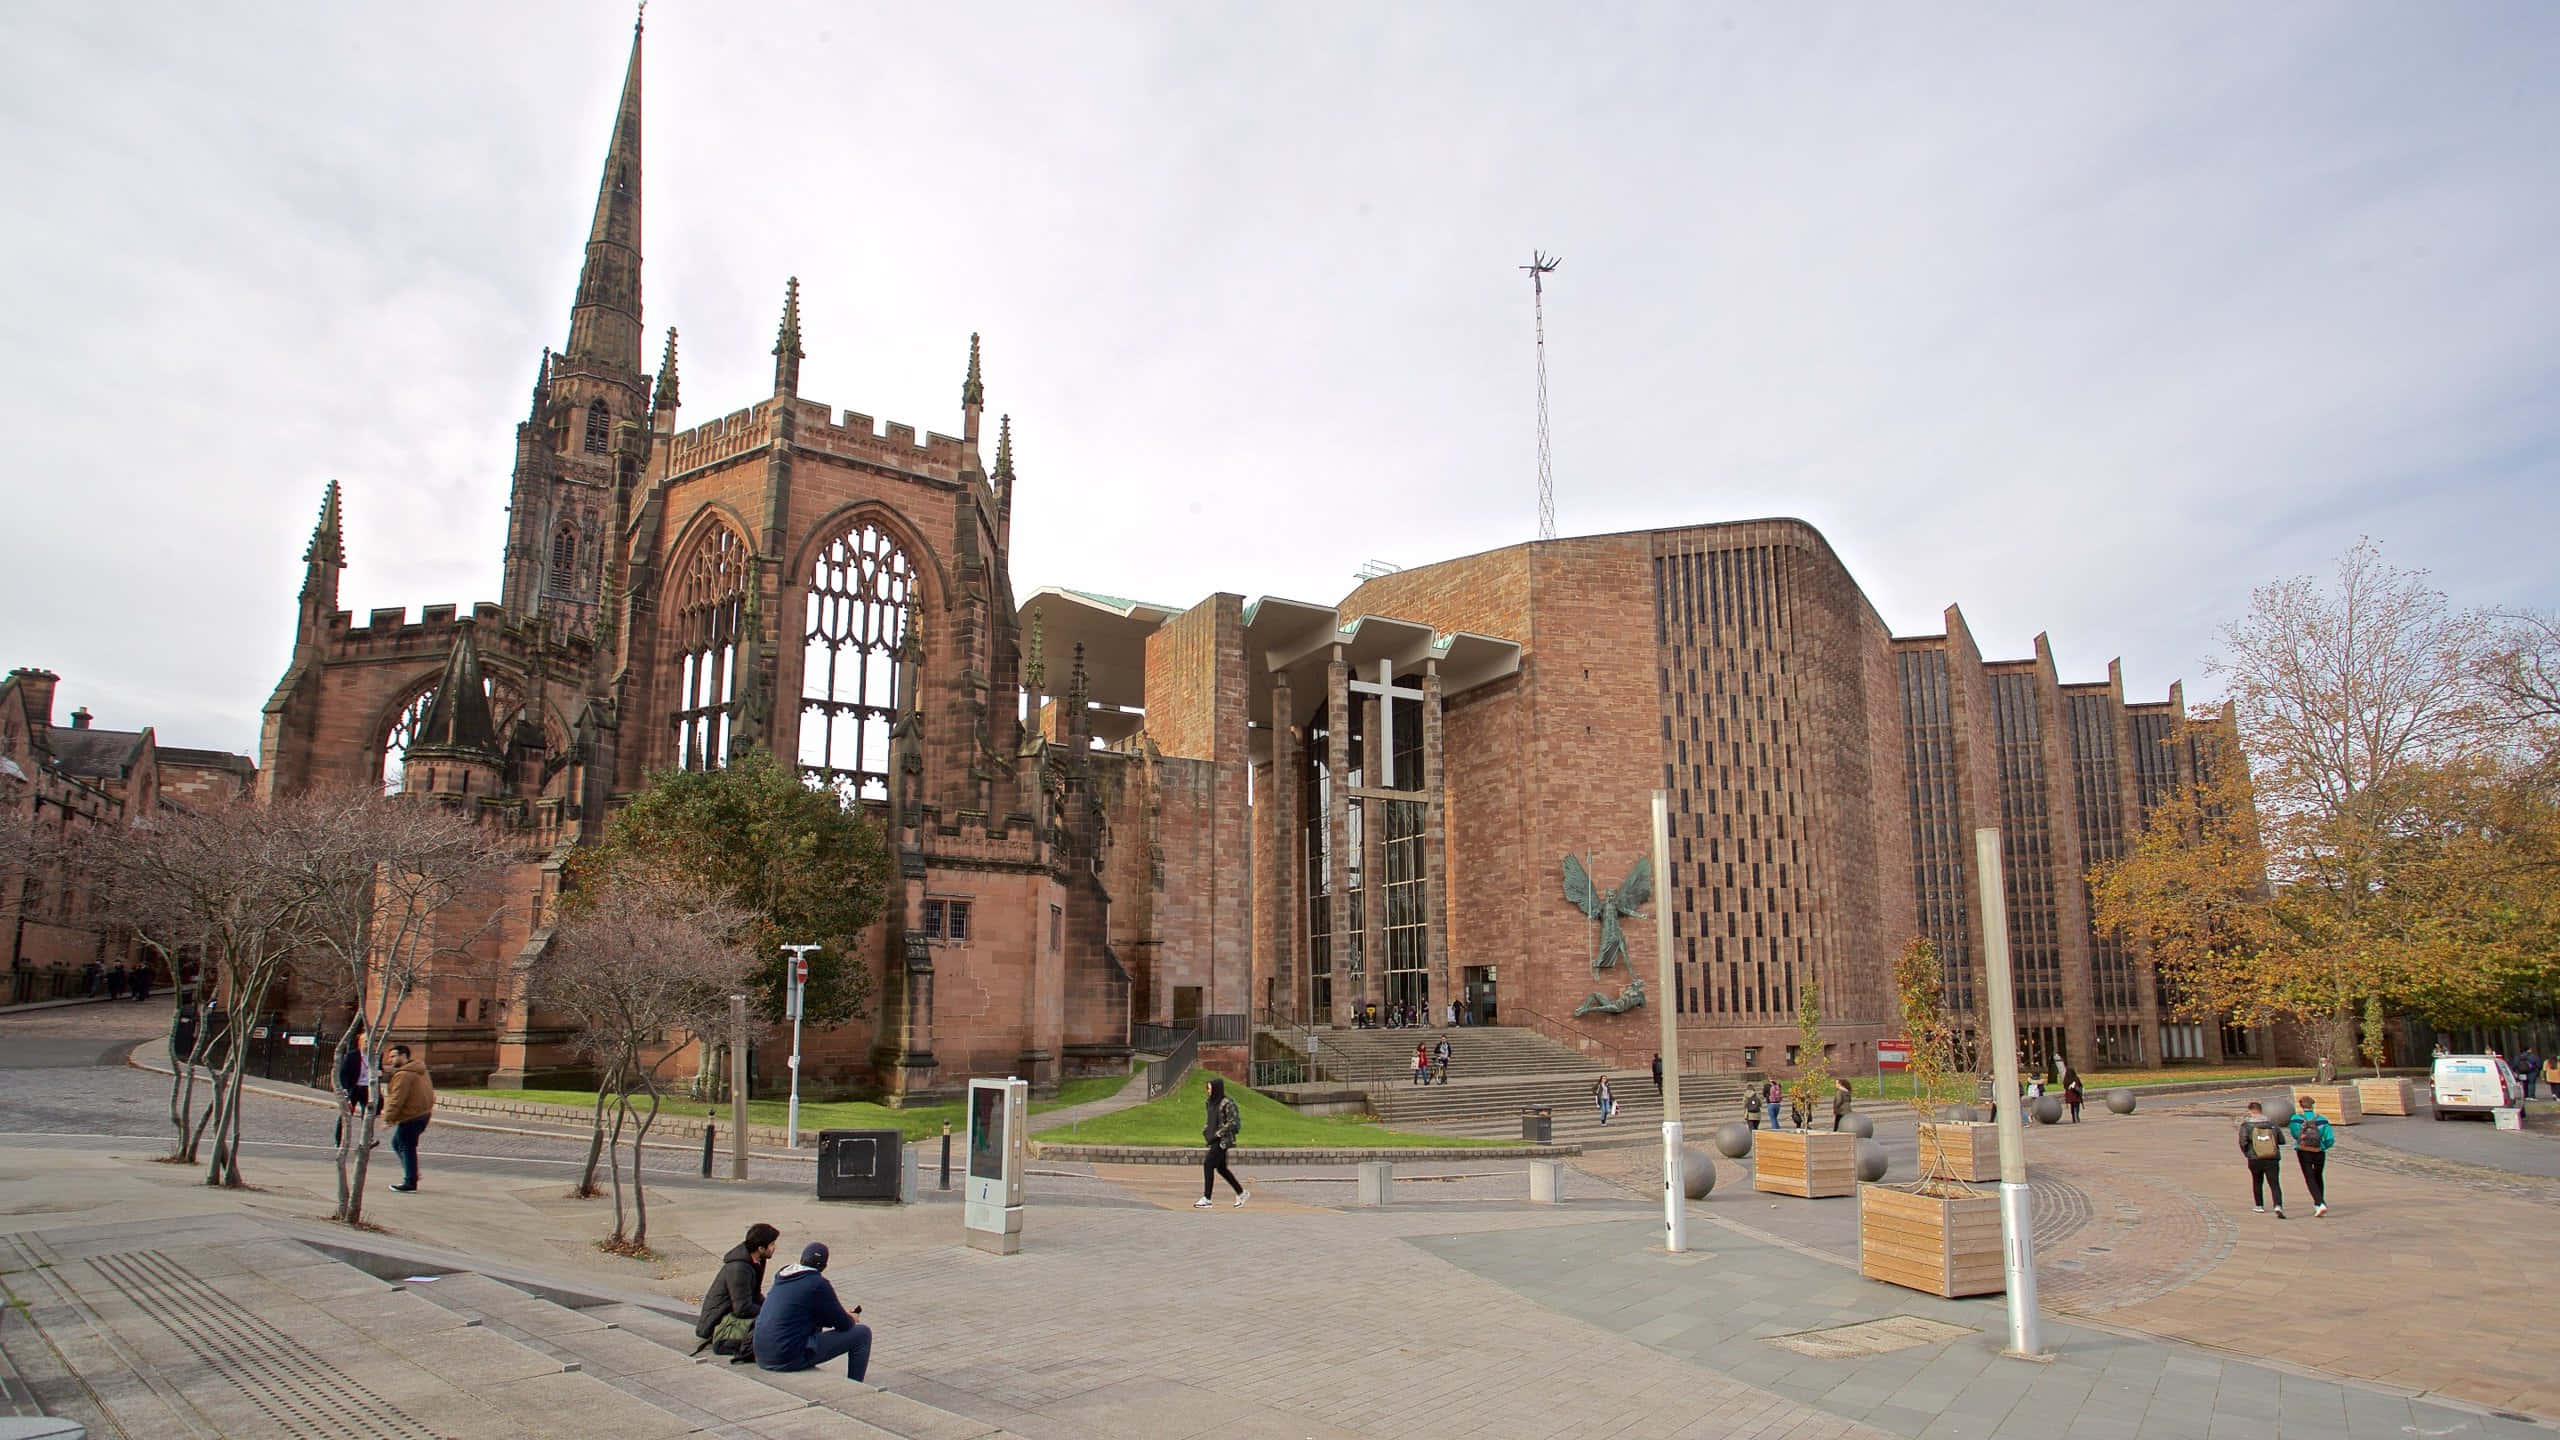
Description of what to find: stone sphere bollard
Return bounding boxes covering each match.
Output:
[2106,1088,2137,1115]
[2032,1094,2064,1125]
[1713,1122,1755,1158]
[1945,1103,1979,1124]
[1855,1138,1889,1183]
[1682,1147,1717,1200]
[1843,1112,1876,1140]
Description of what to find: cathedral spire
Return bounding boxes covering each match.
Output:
[563,17,645,372]
[653,327,680,414]
[960,332,984,443]
[772,277,804,394]
[991,414,1014,483]
[300,480,344,609]
[408,619,502,762]
[528,348,552,423]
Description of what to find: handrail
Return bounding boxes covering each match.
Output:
[1499,999,1632,1061]
[1144,1028,1199,1099]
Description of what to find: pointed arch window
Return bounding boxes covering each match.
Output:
[379,673,521,792]
[673,523,749,770]
[584,399,611,454]
[799,520,914,802]
[548,525,578,597]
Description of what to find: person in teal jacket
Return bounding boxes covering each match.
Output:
[2287,1100,2336,1217]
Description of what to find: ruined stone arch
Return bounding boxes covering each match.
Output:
[373,664,564,792]
[665,511,752,772]
[791,508,929,804]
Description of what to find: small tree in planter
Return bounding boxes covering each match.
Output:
[1755,972,1855,1197]
[1861,937,2004,1296]
[2352,994,2414,1113]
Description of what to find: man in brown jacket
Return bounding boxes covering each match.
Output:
[380,1044,436,1193]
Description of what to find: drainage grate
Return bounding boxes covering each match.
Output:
[86,1249,436,1440]
[1765,1315,1976,1359]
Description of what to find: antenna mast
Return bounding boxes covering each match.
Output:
[1523,251,1562,541]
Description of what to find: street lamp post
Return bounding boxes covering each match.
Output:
[780,943,820,1149]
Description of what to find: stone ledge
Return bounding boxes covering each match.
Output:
[1029,1141,1581,1164]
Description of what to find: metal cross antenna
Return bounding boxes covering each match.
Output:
[1523,251,1562,542]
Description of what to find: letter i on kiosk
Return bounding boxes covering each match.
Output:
[964,1077,1028,1255]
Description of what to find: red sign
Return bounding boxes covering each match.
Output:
[1876,1040,1912,1071]
[793,956,810,986]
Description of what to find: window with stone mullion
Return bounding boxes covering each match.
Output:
[798,522,914,803]
[671,524,748,772]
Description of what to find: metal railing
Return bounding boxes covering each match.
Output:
[1145,1027,1199,1099]
[1197,1012,1249,1045]
[1132,1021,1189,1055]
[1499,1000,1628,1062]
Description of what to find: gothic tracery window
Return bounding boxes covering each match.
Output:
[673,523,749,771]
[583,399,611,454]
[799,520,913,802]
[548,525,578,597]
[379,673,528,792]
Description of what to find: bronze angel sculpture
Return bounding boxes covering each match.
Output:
[1562,852,1652,974]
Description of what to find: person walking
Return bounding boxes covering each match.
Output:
[754,1243,871,1381]
[379,1044,435,1193]
[2520,1048,2543,1101]
[2287,1099,2336,1217]
[1433,1036,1452,1086]
[1764,1078,1786,1130]
[105,964,125,1001]
[1593,1076,1616,1126]
[1197,1077,1248,1208]
[128,962,151,1001]
[1831,1078,1853,1132]
[2238,1100,2288,1219]
[1651,1053,1664,1097]
[333,1019,372,1149]
[2064,1076,2085,1124]
[2545,1054,2559,1100]
[1411,1042,1431,1087]
[696,1222,778,1356]
[1744,1087,1764,1130]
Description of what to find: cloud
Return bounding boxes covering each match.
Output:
[1,1,2553,752]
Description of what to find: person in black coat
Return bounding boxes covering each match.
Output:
[697,1223,779,1349]
[754,1242,870,1380]
[333,1020,372,1147]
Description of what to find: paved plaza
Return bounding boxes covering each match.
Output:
[4,1000,2555,1438]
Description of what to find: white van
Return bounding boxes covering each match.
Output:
[2431,1054,2522,1119]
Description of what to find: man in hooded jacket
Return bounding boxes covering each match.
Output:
[754,1242,871,1381]
[696,1223,778,1352]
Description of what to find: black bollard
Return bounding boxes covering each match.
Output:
[939,1121,952,1191]
[701,1124,716,1178]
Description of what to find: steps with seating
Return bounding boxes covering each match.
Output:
[1371,1070,1756,1148]
[1283,1024,1605,1085]
[0,1214,1018,1440]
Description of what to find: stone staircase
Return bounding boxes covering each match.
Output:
[0,1213,1018,1440]
[1291,1024,1605,1084]
[1370,1069,1756,1149]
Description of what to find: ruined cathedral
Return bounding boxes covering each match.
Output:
[263,21,2260,1098]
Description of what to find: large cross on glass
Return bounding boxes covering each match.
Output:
[1346,658,1424,793]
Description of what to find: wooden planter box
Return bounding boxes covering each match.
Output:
[2354,1078,2415,1115]
[1858,1183,2004,1297]
[2292,1083,2363,1124]
[1753,1129,1857,1198]
[1916,1121,2000,1183]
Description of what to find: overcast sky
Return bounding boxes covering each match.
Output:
[3,3,2554,756]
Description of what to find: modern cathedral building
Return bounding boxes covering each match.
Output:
[258,20,2250,1096]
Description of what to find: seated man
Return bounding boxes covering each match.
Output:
[753,1242,871,1382]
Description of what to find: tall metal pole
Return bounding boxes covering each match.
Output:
[781,943,819,1149]
[728,994,749,1181]
[1975,827,2042,1357]
[1651,790,1686,1252]
[1523,251,1562,542]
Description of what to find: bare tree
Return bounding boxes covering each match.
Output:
[529,870,757,1255]
[94,797,323,1184]
[287,787,508,1227]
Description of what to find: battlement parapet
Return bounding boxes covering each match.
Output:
[661,404,777,474]
[792,398,969,478]
[324,603,596,666]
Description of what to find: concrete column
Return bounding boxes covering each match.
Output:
[1326,653,1352,1027]
[1267,669,1298,1022]
[1422,662,1448,1017]
[2108,670,2164,1066]
[1361,689,1387,1016]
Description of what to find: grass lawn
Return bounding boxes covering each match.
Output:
[457,1071,1134,1143]
[1843,1064,2313,1101]
[1032,1069,1510,1149]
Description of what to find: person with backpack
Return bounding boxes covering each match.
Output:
[2287,1099,2336,1216]
[696,1223,778,1358]
[2064,1076,2085,1124]
[1831,1078,1854,1132]
[2238,1100,2289,1219]
[1433,1036,1452,1085]
[1197,1076,1248,1208]
[1744,1087,1763,1130]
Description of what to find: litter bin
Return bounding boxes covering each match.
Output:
[814,1129,905,1202]
[1520,1107,1553,1145]
[170,1005,199,1063]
